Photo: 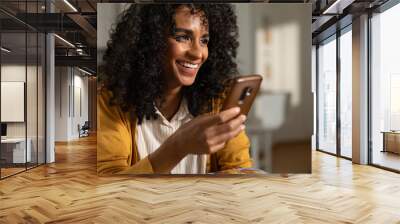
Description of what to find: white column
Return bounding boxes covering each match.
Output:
[46,32,55,163]
[45,0,55,163]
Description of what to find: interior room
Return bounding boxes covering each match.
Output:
[0,0,399,223]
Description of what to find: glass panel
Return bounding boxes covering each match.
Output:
[371,3,400,171]
[339,28,352,158]
[317,36,337,154]
[27,31,38,169]
[0,1,46,178]
[1,31,27,177]
[0,1,28,32]
[38,32,45,165]
[390,75,400,130]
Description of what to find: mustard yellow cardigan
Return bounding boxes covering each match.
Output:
[97,90,253,175]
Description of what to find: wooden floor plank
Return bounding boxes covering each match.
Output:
[0,135,399,223]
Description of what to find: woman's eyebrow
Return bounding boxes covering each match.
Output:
[173,27,193,35]
[173,27,209,36]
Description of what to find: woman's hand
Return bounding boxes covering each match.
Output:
[148,107,246,173]
[169,107,246,157]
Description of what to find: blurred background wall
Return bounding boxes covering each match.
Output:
[234,4,312,172]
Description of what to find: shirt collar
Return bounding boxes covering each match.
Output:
[154,98,192,125]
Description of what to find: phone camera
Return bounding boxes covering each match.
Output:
[238,87,253,105]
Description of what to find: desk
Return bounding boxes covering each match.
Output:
[382,131,400,154]
[1,138,31,163]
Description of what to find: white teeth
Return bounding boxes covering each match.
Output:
[178,61,199,69]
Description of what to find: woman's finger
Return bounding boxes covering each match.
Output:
[207,123,245,146]
[216,114,246,133]
[209,142,226,154]
[200,107,241,128]
[206,114,245,137]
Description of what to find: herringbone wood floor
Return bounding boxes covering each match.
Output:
[1,135,400,223]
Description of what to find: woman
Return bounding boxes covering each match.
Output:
[98,3,252,175]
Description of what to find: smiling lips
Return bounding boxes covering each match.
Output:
[176,60,200,76]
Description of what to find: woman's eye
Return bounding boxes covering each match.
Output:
[201,38,209,45]
[175,35,190,42]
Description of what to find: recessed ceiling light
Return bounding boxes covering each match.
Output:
[77,67,93,76]
[63,0,78,12]
[54,34,75,48]
[322,0,355,15]
[1,47,11,53]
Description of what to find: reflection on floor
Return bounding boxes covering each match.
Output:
[373,150,400,171]
[0,163,42,178]
[1,167,25,178]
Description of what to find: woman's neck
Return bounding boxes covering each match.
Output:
[156,86,183,121]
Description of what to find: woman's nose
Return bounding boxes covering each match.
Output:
[187,41,203,60]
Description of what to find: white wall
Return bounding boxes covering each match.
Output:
[55,67,89,141]
[1,63,46,163]
[72,73,89,138]
[1,66,26,123]
[97,3,130,65]
[1,65,40,137]
[235,4,253,75]
[55,66,69,141]
[234,4,312,143]
[1,65,26,139]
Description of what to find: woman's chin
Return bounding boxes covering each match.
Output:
[178,75,197,86]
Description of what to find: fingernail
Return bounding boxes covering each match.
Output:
[234,107,240,113]
[240,124,245,130]
[241,115,247,121]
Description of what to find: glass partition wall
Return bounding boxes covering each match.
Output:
[317,35,337,155]
[339,27,352,159]
[370,2,400,171]
[0,2,46,179]
[316,0,400,172]
[316,25,352,159]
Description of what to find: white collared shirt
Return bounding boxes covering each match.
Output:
[136,98,207,174]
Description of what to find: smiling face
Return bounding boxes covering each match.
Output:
[163,6,209,90]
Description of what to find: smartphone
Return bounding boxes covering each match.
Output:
[222,74,263,116]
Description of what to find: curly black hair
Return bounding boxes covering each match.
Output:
[99,4,239,124]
